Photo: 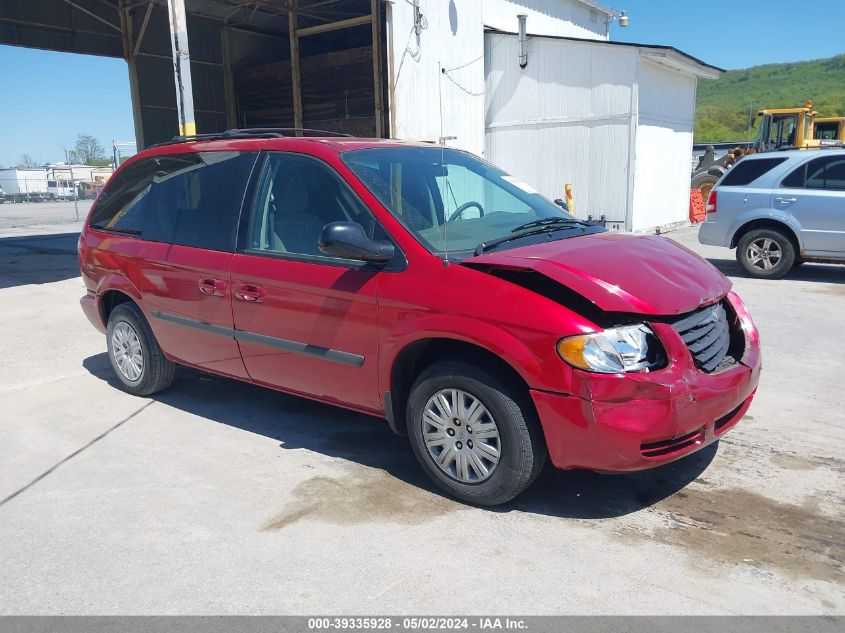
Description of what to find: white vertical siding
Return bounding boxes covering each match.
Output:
[482,0,609,39]
[485,34,636,225]
[630,58,697,231]
[388,0,485,155]
[387,0,611,155]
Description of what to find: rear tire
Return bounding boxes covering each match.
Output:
[106,302,176,396]
[691,172,719,204]
[736,228,795,279]
[406,360,546,506]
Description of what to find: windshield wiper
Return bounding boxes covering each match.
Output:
[510,216,592,233]
[473,221,592,256]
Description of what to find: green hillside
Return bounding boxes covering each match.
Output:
[695,54,845,142]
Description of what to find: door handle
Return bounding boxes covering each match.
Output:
[775,197,797,204]
[199,278,227,297]
[234,283,266,303]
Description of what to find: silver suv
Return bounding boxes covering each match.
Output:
[698,149,845,278]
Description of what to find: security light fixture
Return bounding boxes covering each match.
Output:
[610,9,629,28]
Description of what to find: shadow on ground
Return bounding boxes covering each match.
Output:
[0,232,81,289]
[83,353,715,519]
[708,257,845,284]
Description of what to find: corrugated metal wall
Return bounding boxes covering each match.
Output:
[388,0,609,156]
[130,5,227,145]
[485,33,703,232]
[485,34,636,227]
[631,59,696,231]
[481,0,609,40]
[388,0,485,154]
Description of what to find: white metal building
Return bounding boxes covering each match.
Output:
[388,0,722,231]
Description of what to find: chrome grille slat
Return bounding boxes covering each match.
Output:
[671,303,731,373]
[698,329,731,370]
[686,323,723,352]
[680,323,716,344]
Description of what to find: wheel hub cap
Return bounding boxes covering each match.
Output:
[111,321,143,382]
[421,388,501,483]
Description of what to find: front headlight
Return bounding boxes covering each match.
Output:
[557,324,664,374]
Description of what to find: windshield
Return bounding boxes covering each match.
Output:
[341,147,595,257]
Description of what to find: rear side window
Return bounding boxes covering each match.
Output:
[806,156,845,190]
[720,157,788,187]
[89,151,256,251]
[781,156,845,190]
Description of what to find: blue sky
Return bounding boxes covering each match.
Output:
[612,0,845,69]
[0,47,134,167]
[1,0,844,166]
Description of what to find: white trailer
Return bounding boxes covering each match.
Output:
[0,168,49,202]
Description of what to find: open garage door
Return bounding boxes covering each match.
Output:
[0,1,388,147]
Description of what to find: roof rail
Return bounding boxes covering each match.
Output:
[147,127,353,149]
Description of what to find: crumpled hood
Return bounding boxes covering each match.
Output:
[462,232,731,315]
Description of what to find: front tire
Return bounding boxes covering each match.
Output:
[406,360,546,506]
[736,228,795,279]
[106,302,176,396]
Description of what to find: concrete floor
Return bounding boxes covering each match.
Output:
[0,219,842,615]
[0,199,93,229]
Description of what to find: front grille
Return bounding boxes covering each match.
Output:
[671,302,732,373]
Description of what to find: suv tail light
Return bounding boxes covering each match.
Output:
[705,189,717,214]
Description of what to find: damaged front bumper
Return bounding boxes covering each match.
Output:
[531,292,761,472]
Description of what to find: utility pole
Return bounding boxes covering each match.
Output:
[166,0,196,137]
[70,166,78,221]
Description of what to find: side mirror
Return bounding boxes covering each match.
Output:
[318,221,395,265]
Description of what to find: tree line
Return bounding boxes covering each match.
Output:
[14,134,111,169]
[694,54,845,143]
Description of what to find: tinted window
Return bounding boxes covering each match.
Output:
[720,157,788,187]
[248,153,385,258]
[89,157,162,238]
[781,164,806,188]
[90,152,255,249]
[806,156,845,191]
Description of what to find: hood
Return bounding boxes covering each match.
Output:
[462,232,731,315]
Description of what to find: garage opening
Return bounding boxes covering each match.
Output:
[0,0,388,147]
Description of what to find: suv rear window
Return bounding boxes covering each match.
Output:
[89,151,256,251]
[720,157,788,187]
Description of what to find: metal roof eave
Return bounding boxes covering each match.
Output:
[483,28,724,79]
[577,0,616,16]
[639,49,722,80]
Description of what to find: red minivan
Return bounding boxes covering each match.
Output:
[79,131,761,505]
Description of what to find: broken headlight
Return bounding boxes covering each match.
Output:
[557,324,665,374]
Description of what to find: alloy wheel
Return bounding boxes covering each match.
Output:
[746,237,782,270]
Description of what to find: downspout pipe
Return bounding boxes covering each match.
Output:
[517,14,527,68]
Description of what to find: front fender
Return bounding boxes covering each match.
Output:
[379,314,552,395]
